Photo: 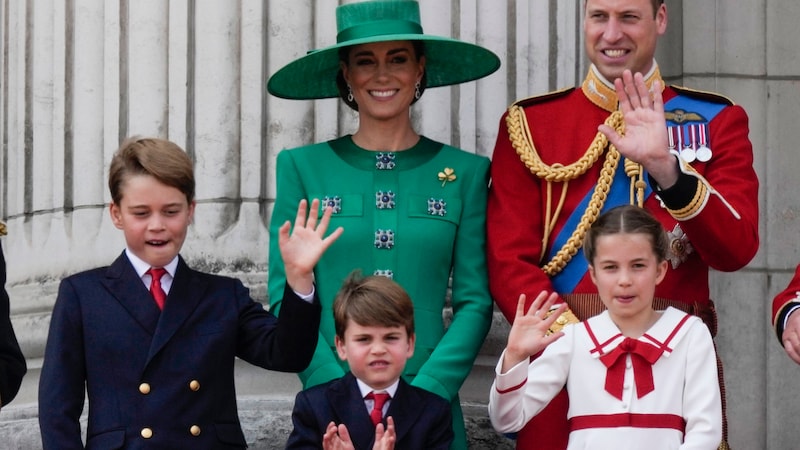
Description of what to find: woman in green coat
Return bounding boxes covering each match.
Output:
[266,2,500,447]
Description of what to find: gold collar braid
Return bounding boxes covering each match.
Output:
[582,63,663,112]
[506,106,625,276]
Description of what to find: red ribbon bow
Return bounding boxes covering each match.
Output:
[599,337,662,400]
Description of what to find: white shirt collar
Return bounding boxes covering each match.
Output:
[125,249,178,278]
[125,249,179,293]
[356,377,400,399]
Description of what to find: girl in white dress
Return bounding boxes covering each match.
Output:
[489,205,722,450]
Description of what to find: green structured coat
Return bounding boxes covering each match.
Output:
[268,135,492,448]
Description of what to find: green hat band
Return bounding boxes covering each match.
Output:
[337,19,423,43]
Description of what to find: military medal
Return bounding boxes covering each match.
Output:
[666,223,694,269]
[678,126,696,163]
[695,124,712,162]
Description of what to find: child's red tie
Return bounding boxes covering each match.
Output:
[147,267,167,310]
[366,391,390,426]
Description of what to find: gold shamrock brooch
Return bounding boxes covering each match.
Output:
[438,167,456,187]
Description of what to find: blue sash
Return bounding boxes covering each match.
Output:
[549,158,647,293]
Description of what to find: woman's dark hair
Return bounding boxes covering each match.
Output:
[335,40,427,111]
[583,205,669,264]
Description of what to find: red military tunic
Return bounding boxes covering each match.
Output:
[487,64,758,449]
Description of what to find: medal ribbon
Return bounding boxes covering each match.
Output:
[698,123,708,147]
[667,126,677,149]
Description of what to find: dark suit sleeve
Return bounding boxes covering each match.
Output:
[236,282,321,372]
[424,398,454,450]
[38,277,87,449]
[0,242,26,408]
[286,390,324,449]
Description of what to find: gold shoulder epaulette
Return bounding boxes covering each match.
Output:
[545,307,580,335]
[0,221,6,236]
[671,85,735,106]
[510,87,575,109]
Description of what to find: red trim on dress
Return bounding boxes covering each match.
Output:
[495,378,527,394]
[569,413,686,432]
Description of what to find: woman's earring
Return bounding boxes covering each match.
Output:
[347,85,354,102]
[414,81,421,100]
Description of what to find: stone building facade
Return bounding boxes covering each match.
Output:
[1,1,798,448]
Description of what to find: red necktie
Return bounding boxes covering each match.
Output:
[599,337,663,400]
[147,267,167,310]
[365,391,391,426]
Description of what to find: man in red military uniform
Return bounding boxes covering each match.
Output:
[772,265,800,364]
[487,0,759,448]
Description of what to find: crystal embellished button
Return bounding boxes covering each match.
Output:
[375,152,396,170]
[427,198,447,217]
[374,229,395,249]
[322,195,342,214]
[375,191,396,209]
[373,269,394,279]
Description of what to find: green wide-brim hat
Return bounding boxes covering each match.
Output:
[267,0,501,100]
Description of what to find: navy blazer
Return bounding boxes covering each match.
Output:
[286,372,453,450]
[38,252,320,449]
[0,241,26,408]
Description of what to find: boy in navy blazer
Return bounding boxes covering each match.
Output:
[286,274,453,450]
[38,137,342,449]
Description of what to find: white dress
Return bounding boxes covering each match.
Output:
[489,307,722,450]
